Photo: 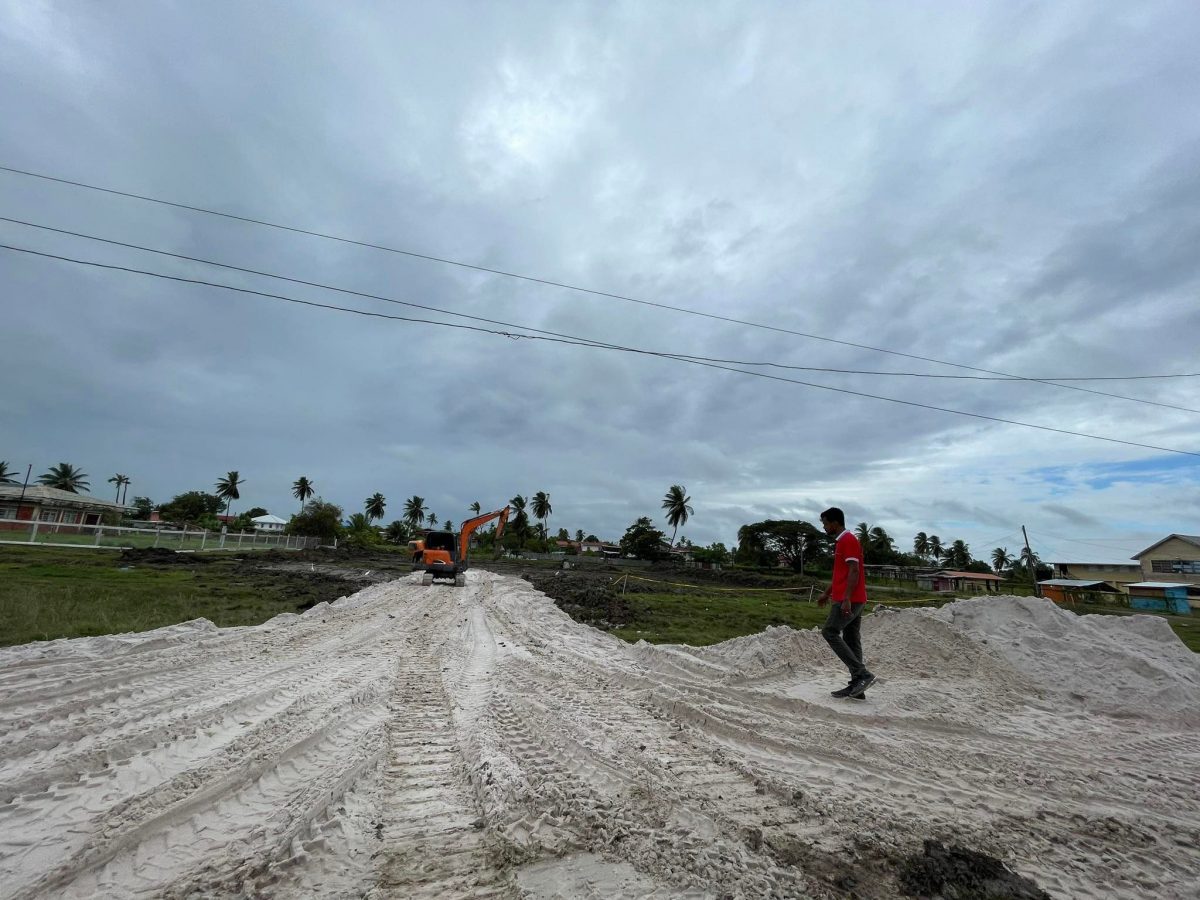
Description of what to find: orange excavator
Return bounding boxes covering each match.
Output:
[411,506,510,587]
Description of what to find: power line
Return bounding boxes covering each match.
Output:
[5,241,1199,460]
[5,215,1199,401]
[0,163,1187,411]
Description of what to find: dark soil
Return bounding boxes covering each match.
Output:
[898,840,1051,899]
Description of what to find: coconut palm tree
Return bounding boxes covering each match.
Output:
[661,484,694,548]
[428,512,439,530]
[946,539,972,570]
[914,531,930,560]
[509,494,530,548]
[855,522,871,546]
[292,476,314,513]
[364,493,386,522]
[38,463,90,493]
[215,471,244,516]
[927,535,943,563]
[1018,546,1041,581]
[991,547,1013,575]
[869,526,894,555]
[444,520,454,533]
[403,496,427,530]
[532,491,552,543]
[108,473,130,503]
[575,529,583,544]
[0,461,19,484]
[470,501,481,517]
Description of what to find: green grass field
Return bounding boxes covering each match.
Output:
[0,546,347,647]
[612,586,1200,652]
[2,546,1196,654]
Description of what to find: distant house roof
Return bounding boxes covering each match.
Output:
[1130,534,1200,560]
[1038,579,1117,589]
[0,484,133,510]
[1128,582,1194,589]
[932,570,1004,581]
[251,514,287,525]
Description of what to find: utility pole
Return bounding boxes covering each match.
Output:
[1022,525,1041,597]
[18,463,31,509]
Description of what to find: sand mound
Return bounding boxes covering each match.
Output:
[930,595,1200,716]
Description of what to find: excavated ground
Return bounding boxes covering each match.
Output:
[1,571,1198,898]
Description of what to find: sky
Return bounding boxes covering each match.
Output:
[2,0,1199,564]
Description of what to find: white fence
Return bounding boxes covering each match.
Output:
[0,521,319,552]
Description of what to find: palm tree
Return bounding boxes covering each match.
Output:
[1018,546,1041,581]
[532,491,552,542]
[428,512,439,530]
[510,494,530,548]
[403,496,427,531]
[121,476,132,505]
[385,520,409,543]
[927,535,943,563]
[0,461,19,484]
[991,547,1013,575]
[292,476,314,513]
[470,501,482,517]
[914,531,930,560]
[365,492,386,521]
[855,522,871,546]
[444,520,454,533]
[215,471,244,516]
[107,473,130,503]
[38,463,89,493]
[575,529,583,544]
[947,539,971,569]
[662,485,694,548]
[869,526,894,555]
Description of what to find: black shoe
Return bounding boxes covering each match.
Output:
[849,691,866,700]
[848,672,876,695]
[830,683,855,698]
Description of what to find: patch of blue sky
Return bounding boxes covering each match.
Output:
[1027,455,1200,491]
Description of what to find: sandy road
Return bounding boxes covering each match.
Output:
[1,571,1198,898]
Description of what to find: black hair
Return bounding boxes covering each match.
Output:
[820,507,845,526]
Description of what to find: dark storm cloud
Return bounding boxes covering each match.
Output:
[3,1,1199,558]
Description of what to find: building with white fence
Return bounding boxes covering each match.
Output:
[0,484,132,529]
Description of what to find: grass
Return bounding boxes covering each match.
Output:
[611,582,1199,653]
[0,545,346,647]
[613,590,838,646]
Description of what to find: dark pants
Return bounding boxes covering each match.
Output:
[822,603,867,680]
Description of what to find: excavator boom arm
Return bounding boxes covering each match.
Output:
[459,507,510,564]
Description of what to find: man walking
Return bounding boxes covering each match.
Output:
[817,507,876,699]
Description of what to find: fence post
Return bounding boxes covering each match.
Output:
[201,529,207,551]
[181,526,188,550]
[154,528,161,548]
[94,525,102,546]
[237,531,243,548]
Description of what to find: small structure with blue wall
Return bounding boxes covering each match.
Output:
[1127,582,1192,615]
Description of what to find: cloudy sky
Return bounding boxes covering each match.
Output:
[3,1,1198,563]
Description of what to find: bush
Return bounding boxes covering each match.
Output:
[286,499,345,544]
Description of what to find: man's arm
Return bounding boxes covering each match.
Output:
[840,560,860,613]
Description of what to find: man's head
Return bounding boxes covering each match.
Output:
[820,507,845,536]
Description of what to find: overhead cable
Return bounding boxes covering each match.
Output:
[0,163,1186,410]
[4,241,1198,460]
[3,216,1199,413]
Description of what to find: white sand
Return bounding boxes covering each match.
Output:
[1,577,1198,898]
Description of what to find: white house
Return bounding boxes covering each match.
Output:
[251,514,287,533]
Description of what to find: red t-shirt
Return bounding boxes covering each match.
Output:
[831,531,868,604]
